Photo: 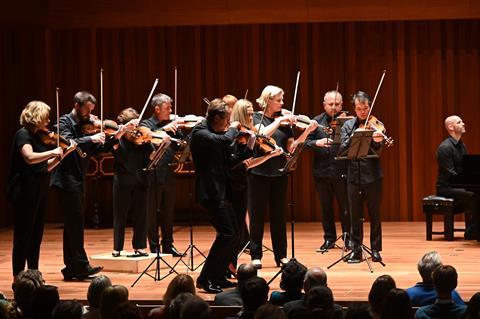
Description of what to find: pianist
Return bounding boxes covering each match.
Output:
[436,115,479,240]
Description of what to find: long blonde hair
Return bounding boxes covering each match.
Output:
[231,99,253,128]
[19,101,51,131]
[256,85,284,110]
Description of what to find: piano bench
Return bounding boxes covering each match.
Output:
[423,195,466,241]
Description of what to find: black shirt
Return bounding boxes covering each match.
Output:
[305,112,347,179]
[436,136,467,188]
[340,117,383,184]
[250,112,293,177]
[50,112,117,192]
[140,115,182,185]
[10,127,49,179]
[113,137,151,186]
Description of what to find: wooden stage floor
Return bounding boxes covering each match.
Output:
[1,222,479,303]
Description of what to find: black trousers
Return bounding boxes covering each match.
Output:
[314,176,350,242]
[147,176,176,251]
[348,178,383,251]
[113,176,148,251]
[199,199,240,282]
[12,174,48,276]
[248,174,288,261]
[231,189,250,265]
[437,186,480,240]
[57,188,90,273]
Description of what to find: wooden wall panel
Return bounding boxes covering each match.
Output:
[1,20,480,227]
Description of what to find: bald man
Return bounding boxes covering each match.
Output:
[436,115,479,240]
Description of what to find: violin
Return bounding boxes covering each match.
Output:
[358,115,394,147]
[82,119,120,136]
[125,126,186,147]
[169,114,204,130]
[36,129,86,158]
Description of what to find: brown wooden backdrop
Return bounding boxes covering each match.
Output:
[2,16,480,226]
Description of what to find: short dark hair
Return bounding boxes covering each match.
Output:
[240,276,269,311]
[13,270,45,317]
[168,292,194,319]
[254,304,287,319]
[179,295,210,319]
[33,285,60,319]
[206,98,228,124]
[368,275,396,316]
[352,91,371,105]
[345,303,372,319]
[433,265,458,295]
[73,91,96,106]
[51,300,83,319]
[381,288,413,319]
[87,275,112,308]
[306,286,335,318]
[279,260,307,293]
[111,302,143,319]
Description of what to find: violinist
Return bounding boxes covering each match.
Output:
[191,98,254,293]
[110,108,151,257]
[305,90,350,253]
[436,115,479,240]
[248,85,318,269]
[8,101,75,277]
[228,99,283,272]
[140,93,185,257]
[50,91,125,280]
[223,94,238,111]
[340,91,384,263]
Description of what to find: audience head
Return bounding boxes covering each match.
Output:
[240,276,269,311]
[254,304,287,319]
[306,286,335,319]
[163,274,195,308]
[380,288,413,319]
[100,285,129,319]
[51,300,83,319]
[368,275,396,317]
[112,302,144,319]
[417,251,442,283]
[280,260,307,295]
[87,275,112,308]
[304,267,327,293]
[168,292,195,319]
[463,292,480,319]
[179,295,210,319]
[32,284,60,319]
[432,265,458,298]
[237,263,258,286]
[12,269,45,317]
[345,303,373,319]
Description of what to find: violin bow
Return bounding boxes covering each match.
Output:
[333,81,339,115]
[138,78,159,123]
[56,87,60,148]
[291,71,300,116]
[100,68,104,134]
[174,66,178,120]
[244,89,248,99]
[365,69,386,125]
[256,93,270,135]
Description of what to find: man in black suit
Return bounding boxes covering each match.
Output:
[340,91,385,263]
[51,91,129,280]
[190,99,254,293]
[214,263,257,306]
[436,115,479,240]
[305,90,350,252]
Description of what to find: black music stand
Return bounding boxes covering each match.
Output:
[330,117,351,145]
[327,129,386,272]
[171,146,208,272]
[267,143,305,285]
[132,140,178,287]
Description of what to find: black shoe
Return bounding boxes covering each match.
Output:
[347,249,362,263]
[317,240,335,253]
[163,245,186,257]
[61,265,103,281]
[196,278,223,294]
[127,250,149,258]
[371,250,382,262]
[150,246,159,254]
[216,278,237,289]
[112,251,121,257]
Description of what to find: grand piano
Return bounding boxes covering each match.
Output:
[450,155,480,192]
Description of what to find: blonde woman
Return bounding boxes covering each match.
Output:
[228,99,282,271]
[248,86,317,269]
[8,101,73,276]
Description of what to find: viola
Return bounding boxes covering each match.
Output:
[82,119,120,136]
[169,114,204,130]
